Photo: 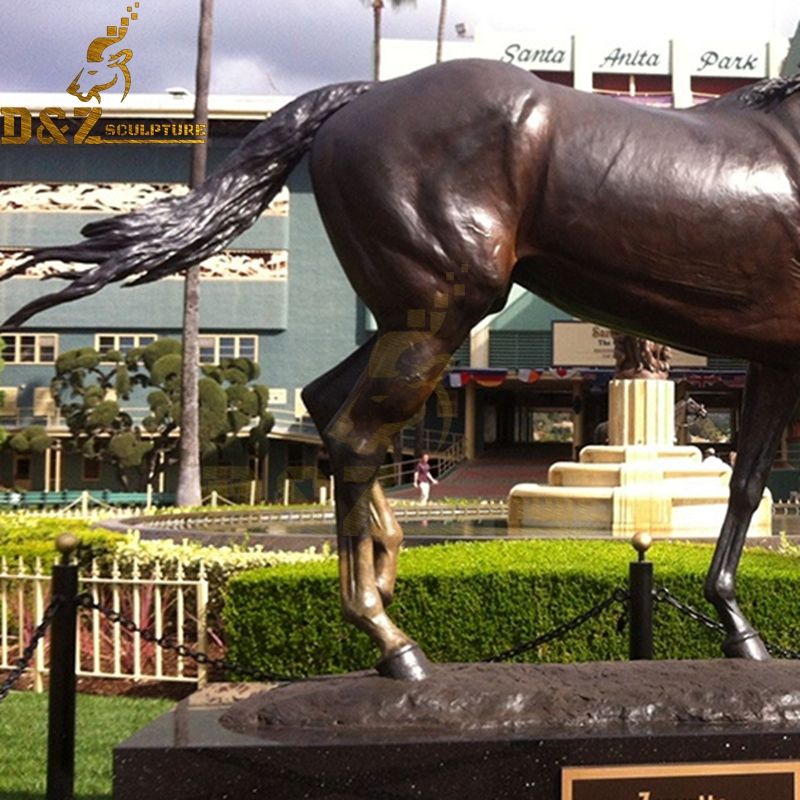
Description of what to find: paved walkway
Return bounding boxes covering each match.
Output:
[390,444,572,501]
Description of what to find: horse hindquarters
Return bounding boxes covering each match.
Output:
[300,240,509,680]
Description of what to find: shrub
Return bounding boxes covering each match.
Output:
[100,535,334,633]
[0,515,124,567]
[224,539,800,678]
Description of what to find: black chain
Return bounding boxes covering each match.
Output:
[654,586,725,633]
[75,593,304,683]
[764,641,800,659]
[482,588,629,663]
[654,586,800,659]
[0,596,62,704]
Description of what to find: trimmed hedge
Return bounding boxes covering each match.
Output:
[224,539,800,677]
[0,515,125,567]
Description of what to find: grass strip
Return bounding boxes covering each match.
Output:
[0,691,173,799]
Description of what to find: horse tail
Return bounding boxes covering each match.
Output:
[1,81,372,328]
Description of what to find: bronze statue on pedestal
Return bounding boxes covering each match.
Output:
[4,59,799,678]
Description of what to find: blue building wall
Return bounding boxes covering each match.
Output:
[0,121,368,496]
[0,139,365,397]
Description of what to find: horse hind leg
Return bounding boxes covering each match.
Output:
[302,336,428,679]
[308,301,490,680]
[302,338,402,608]
[704,363,800,658]
[369,477,404,605]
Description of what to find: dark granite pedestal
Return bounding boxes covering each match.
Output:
[114,660,800,800]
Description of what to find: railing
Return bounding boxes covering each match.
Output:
[0,554,208,691]
[268,408,322,440]
[0,489,175,512]
[2,404,319,440]
[0,409,67,429]
[784,441,800,468]
[267,412,462,456]
[377,434,467,488]
[398,427,463,455]
[116,499,507,535]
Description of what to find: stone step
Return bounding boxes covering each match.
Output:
[548,460,730,488]
[579,445,703,464]
[508,482,772,538]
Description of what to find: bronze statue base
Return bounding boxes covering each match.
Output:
[114,660,800,799]
[222,660,800,737]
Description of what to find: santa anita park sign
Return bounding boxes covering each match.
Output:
[476,30,771,78]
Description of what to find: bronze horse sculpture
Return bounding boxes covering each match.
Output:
[4,59,800,680]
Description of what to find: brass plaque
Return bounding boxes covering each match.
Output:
[562,761,798,800]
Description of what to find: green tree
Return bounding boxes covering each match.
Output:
[362,0,417,81]
[7,426,51,457]
[50,340,273,492]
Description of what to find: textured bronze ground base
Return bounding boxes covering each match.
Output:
[114,660,800,800]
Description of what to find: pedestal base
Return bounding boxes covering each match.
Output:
[508,445,772,538]
[115,662,800,800]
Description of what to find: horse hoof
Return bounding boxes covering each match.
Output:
[377,643,431,681]
[722,631,770,660]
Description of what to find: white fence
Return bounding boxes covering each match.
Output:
[0,556,209,691]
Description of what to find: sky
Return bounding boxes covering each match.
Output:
[1,0,799,99]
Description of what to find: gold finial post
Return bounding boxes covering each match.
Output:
[631,531,652,563]
[629,532,654,660]
[55,533,79,565]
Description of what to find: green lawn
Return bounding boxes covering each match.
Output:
[0,691,174,800]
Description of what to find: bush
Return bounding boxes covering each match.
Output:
[0,515,124,567]
[100,535,334,633]
[224,539,800,677]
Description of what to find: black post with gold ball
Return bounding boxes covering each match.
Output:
[629,532,654,660]
[46,533,79,800]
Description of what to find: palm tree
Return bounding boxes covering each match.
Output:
[435,0,447,63]
[362,0,416,81]
[176,0,214,508]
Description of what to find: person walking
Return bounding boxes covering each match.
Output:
[413,453,438,504]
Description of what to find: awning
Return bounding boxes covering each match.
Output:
[443,368,747,391]
[443,367,589,389]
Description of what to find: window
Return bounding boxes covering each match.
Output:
[0,387,18,415]
[1,333,58,364]
[96,333,157,357]
[13,454,31,482]
[198,335,258,364]
[82,457,101,481]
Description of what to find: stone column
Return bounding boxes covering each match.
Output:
[608,379,675,446]
[464,381,476,460]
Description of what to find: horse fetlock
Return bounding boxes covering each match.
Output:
[340,587,387,625]
[704,572,736,605]
[375,576,395,607]
[340,601,410,656]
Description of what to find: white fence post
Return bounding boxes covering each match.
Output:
[196,562,209,688]
[33,558,45,693]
